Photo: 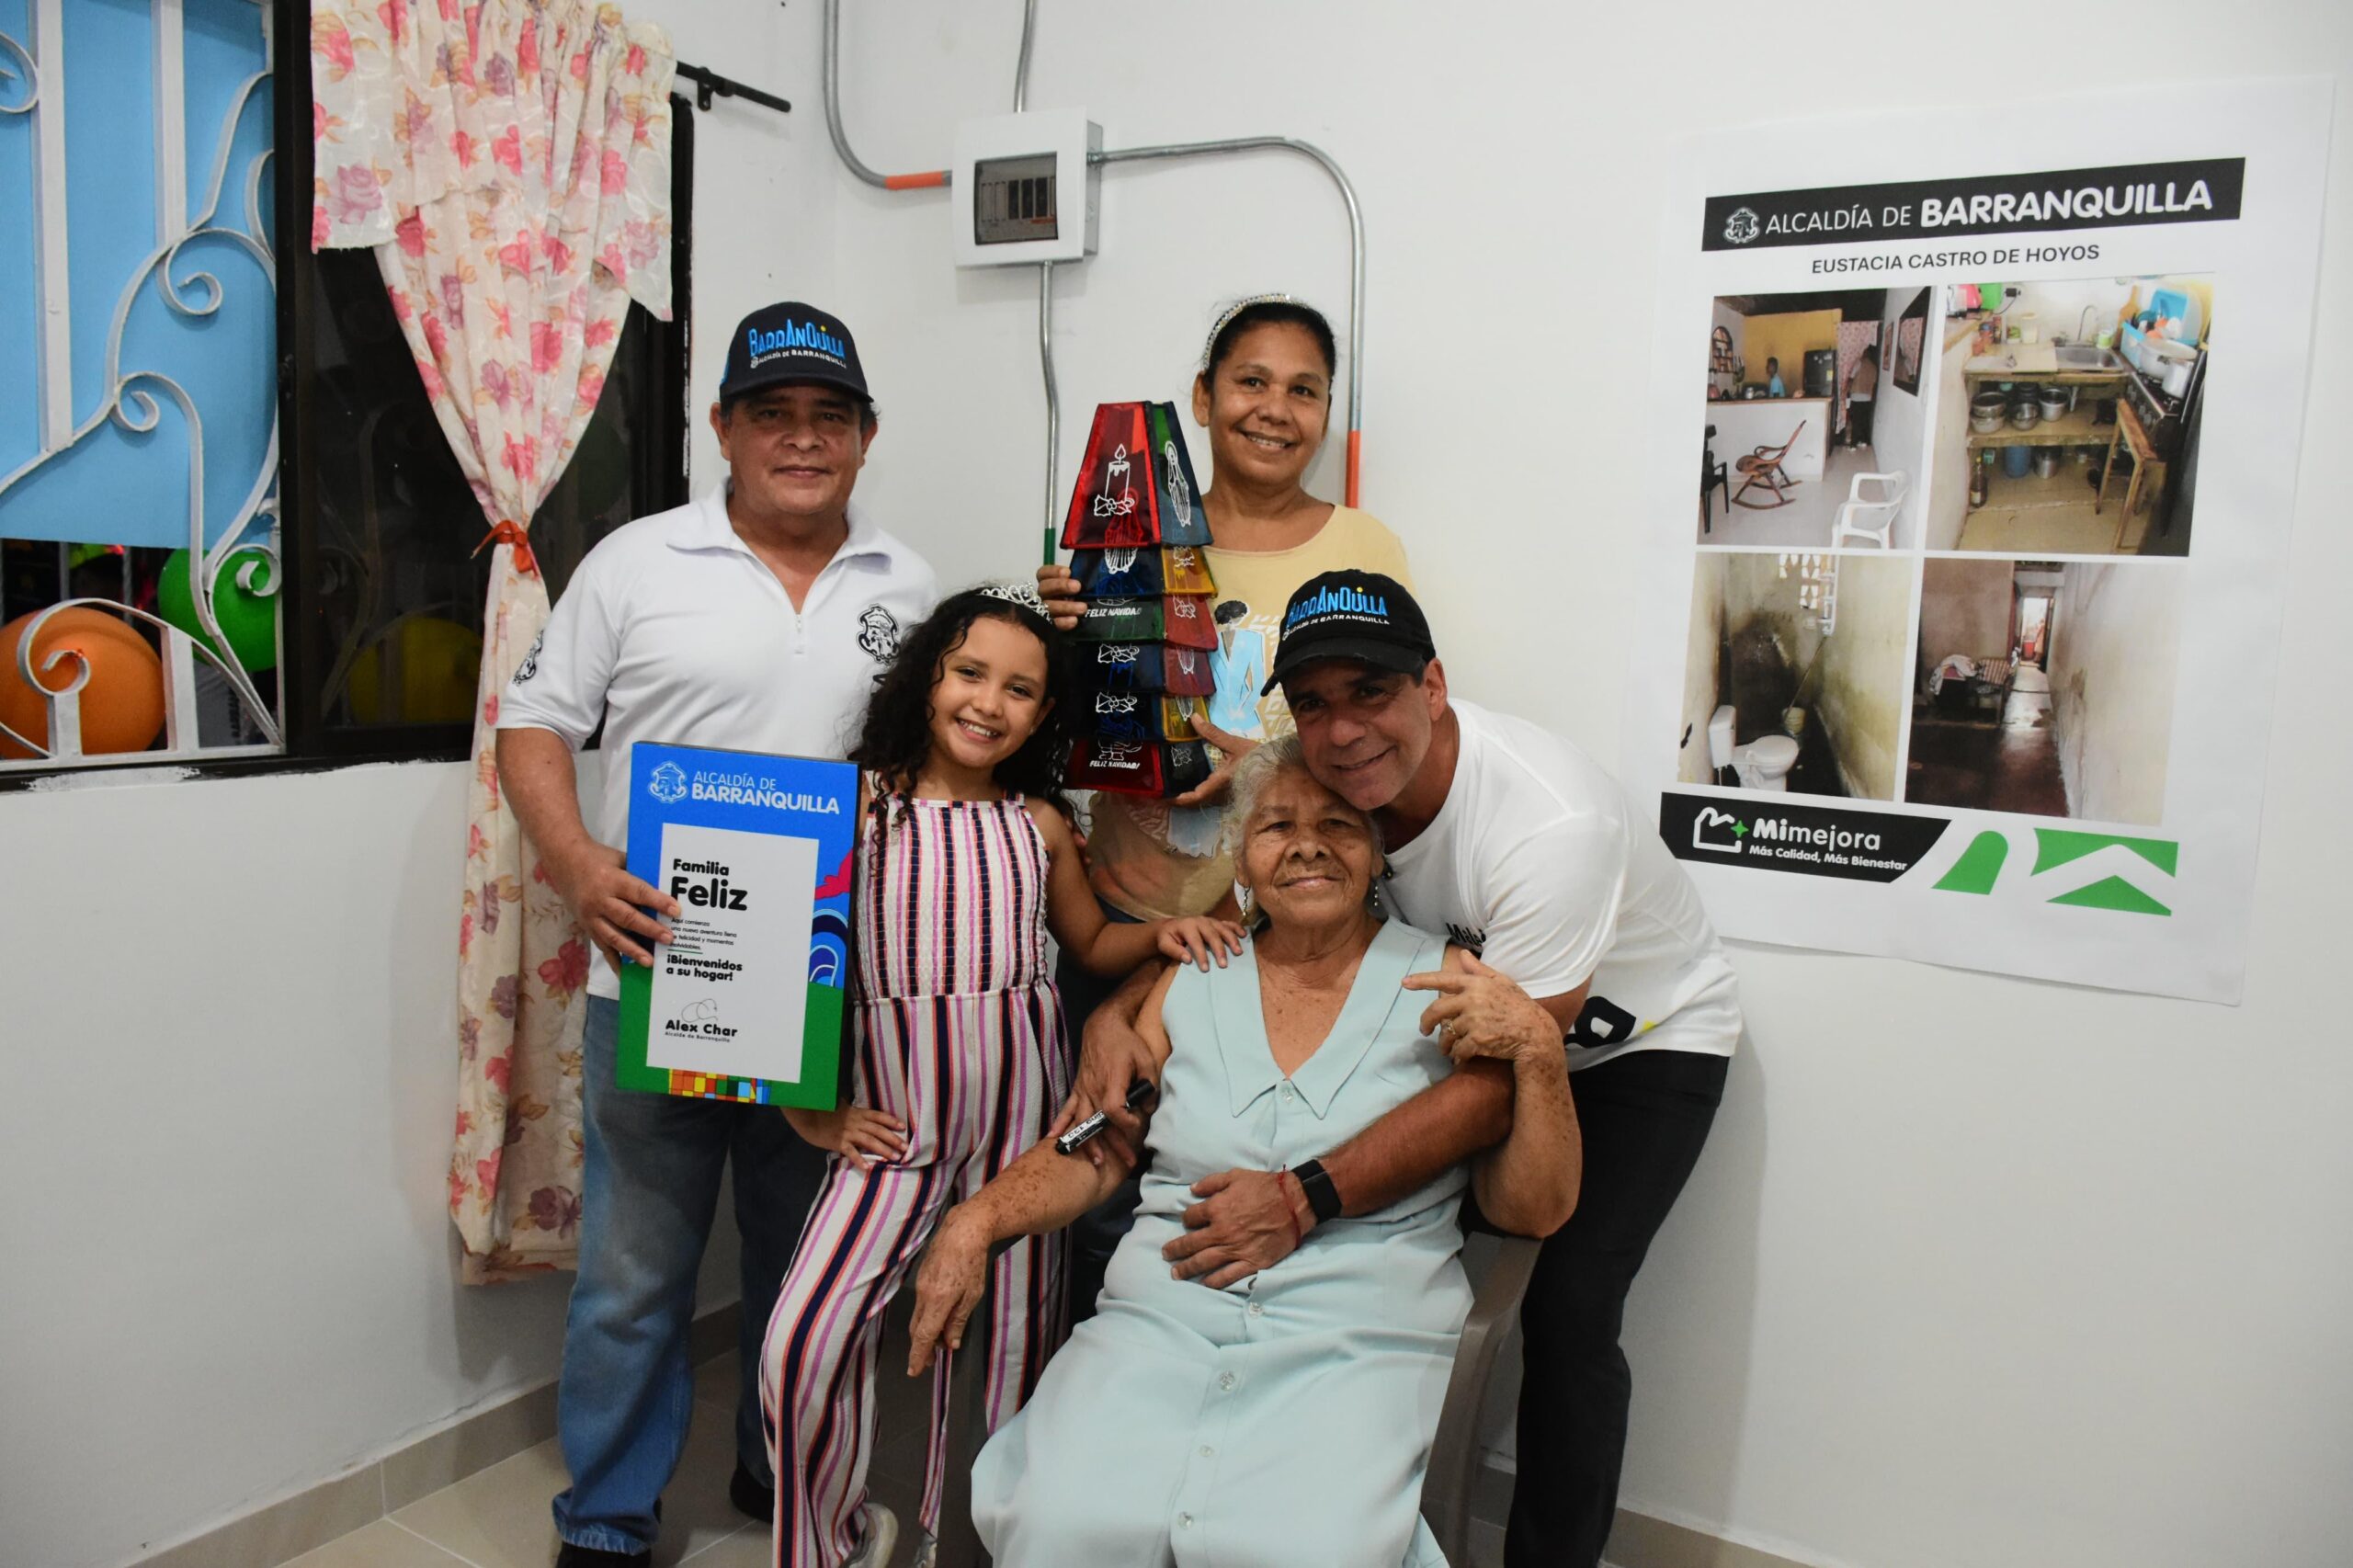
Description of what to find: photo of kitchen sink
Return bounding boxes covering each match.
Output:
[1928,275,2211,556]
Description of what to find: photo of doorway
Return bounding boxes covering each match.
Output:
[1905,557,2181,825]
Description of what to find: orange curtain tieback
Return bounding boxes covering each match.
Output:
[472,519,539,577]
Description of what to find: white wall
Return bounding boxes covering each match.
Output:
[1920,556,2016,664]
[0,3,821,1559]
[1925,313,1979,550]
[2048,562,2183,827]
[1866,289,1931,547]
[1809,555,1911,802]
[1679,554,1727,784]
[815,6,2353,1566]
[13,6,2353,1568]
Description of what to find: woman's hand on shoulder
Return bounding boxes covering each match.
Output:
[1155,915,1248,971]
[1402,947,1564,1069]
[1036,563,1085,631]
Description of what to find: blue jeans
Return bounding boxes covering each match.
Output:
[554,995,827,1553]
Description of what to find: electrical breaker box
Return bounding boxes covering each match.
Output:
[952,110,1101,267]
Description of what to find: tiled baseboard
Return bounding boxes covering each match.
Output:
[130,1305,742,1568]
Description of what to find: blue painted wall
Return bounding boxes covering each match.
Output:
[0,0,275,551]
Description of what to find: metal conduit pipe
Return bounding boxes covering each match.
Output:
[1095,137,1367,506]
[1013,0,1039,114]
[821,0,949,188]
[1037,263,1060,561]
[1016,0,1057,559]
[822,0,1370,508]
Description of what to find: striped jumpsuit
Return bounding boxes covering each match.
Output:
[760,787,1072,1566]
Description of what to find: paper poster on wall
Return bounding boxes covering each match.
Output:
[1623,79,2331,1003]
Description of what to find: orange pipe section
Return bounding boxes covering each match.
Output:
[1345,429,1362,507]
[883,170,949,190]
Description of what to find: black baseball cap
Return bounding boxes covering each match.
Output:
[719,301,870,407]
[1263,570,1437,695]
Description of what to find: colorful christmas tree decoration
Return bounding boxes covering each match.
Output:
[1062,403,1212,551]
[1060,403,1224,794]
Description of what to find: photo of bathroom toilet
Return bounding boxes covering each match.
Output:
[1699,288,1931,550]
[1904,557,2179,826]
[1677,550,1914,801]
[1927,274,2211,556]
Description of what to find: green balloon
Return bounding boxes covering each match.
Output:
[157,547,279,673]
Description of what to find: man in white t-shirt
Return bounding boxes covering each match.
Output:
[497,302,937,1567]
[1270,571,1738,1568]
[1064,571,1738,1568]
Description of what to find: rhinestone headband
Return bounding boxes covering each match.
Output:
[978,579,1050,616]
[1201,292,1299,369]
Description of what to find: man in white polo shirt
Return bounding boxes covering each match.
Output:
[497,301,936,1568]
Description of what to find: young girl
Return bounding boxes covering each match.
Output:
[760,584,1244,1568]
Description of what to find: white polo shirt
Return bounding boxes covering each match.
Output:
[497,486,937,998]
[1380,700,1741,1069]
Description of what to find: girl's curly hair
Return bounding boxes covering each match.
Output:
[848,586,1077,814]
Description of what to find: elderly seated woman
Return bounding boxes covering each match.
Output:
[906,737,1581,1568]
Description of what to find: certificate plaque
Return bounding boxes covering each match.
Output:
[616,744,859,1108]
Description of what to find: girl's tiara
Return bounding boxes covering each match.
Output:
[1200,292,1298,369]
[978,579,1051,616]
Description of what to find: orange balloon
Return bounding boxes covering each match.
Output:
[0,608,167,760]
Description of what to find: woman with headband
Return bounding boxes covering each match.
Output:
[1040,296,1415,1313]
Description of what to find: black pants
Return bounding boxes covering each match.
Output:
[1506,1047,1728,1568]
[1847,397,1876,447]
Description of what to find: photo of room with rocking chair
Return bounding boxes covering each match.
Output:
[1699,287,1933,551]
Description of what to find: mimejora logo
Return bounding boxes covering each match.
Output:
[1932,826,2177,916]
[1663,795,1948,883]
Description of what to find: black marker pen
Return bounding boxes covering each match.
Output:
[1055,1077,1157,1156]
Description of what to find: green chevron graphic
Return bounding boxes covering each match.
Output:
[2048,875,2173,915]
[2032,829,2178,878]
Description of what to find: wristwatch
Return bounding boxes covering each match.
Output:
[1288,1158,1343,1224]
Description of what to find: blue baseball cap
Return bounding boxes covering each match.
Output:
[1264,571,1436,695]
[720,301,870,407]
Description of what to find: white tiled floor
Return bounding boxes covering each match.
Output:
[290,1318,1504,1568]
[288,1324,935,1568]
[1701,442,1911,550]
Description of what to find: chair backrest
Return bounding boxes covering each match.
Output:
[1420,1211,1540,1565]
[1750,419,1806,462]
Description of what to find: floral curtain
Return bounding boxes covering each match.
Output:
[311,0,675,1281]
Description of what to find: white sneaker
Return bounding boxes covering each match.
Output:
[847,1503,900,1568]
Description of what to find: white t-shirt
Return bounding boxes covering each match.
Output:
[1380,700,1741,1069]
[496,486,937,998]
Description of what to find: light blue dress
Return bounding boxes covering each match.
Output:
[972,920,1471,1567]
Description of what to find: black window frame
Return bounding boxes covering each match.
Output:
[269,0,693,768]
